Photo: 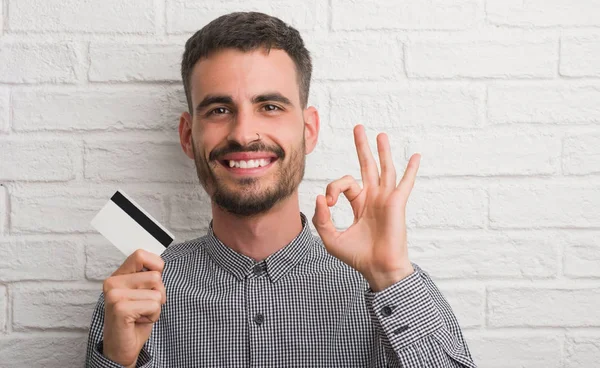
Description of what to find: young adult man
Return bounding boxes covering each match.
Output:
[86,12,477,368]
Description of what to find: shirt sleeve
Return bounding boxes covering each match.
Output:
[364,263,477,368]
[85,293,155,368]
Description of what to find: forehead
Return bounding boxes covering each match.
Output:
[189,48,300,104]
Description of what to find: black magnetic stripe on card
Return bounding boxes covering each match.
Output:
[110,191,173,247]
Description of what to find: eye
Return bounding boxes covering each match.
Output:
[262,104,281,112]
[208,107,231,116]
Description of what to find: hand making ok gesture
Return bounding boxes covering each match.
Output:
[312,124,421,292]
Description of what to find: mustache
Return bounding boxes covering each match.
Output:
[209,141,285,161]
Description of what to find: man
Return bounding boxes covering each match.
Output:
[86,11,476,368]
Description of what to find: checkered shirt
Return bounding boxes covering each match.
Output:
[86,214,477,367]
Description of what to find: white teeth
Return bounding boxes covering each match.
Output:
[227,159,271,169]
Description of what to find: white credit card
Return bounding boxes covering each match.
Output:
[91,190,175,257]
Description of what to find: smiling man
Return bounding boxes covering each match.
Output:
[85,12,477,368]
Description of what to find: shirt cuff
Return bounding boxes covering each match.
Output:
[89,341,153,368]
[364,265,444,351]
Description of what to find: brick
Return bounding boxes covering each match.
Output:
[407,133,560,177]
[84,141,197,183]
[0,285,5,333]
[331,0,478,30]
[0,239,85,281]
[487,0,600,27]
[488,85,600,124]
[12,87,186,131]
[330,84,482,130]
[435,285,484,328]
[563,134,600,175]
[561,36,600,77]
[563,232,600,278]
[0,334,87,367]
[168,190,212,230]
[565,334,600,368]
[310,36,403,81]
[305,128,406,181]
[9,0,154,33]
[488,287,600,327]
[410,233,558,279]
[490,184,600,228]
[166,0,319,34]
[13,283,100,330]
[0,139,76,181]
[11,187,164,234]
[0,89,8,132]
[406,187,487,229]
[0,186,5,235]
[86,240,126,281]
[407,39,555,79]
[89,43,182,82]
[0,42,80,83]
[465,332,562,368]
[307,82,329,110]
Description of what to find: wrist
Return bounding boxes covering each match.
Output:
[365,263,415,292]
[102,342,138,368]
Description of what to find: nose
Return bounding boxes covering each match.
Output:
[226,107,260,147]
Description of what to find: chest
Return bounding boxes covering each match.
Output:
[152,270,384,367]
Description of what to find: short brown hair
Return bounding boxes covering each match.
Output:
[181,12,312,113]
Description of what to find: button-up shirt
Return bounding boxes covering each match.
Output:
[86,214,477,367]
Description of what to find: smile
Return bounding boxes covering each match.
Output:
[218,157,278,174]
[224,158,273,168]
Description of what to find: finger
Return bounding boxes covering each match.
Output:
[396,153,421,200]
[104,271,166,303]
[106,289,163,303]
[111,300,162,324]
[312,195,340,248]
[104,289,165,306]
[353,125,379,188]
[325,175,362,206]
[113,249,165,276]
[376,132,396,189]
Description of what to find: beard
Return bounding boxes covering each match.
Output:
[192,134,305,217]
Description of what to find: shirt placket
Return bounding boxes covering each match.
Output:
[245,261,272,368]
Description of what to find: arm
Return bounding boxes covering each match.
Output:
[85,293,154,368]
[312,126,476,368]
[365,264,476,367]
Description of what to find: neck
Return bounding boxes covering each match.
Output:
[210,192,303,261]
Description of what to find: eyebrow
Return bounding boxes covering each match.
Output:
[195,92,294,114]
[251,93,293,107]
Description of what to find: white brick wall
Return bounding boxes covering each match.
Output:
[1,0,599,366]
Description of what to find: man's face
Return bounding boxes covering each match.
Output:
[183,48,314,216]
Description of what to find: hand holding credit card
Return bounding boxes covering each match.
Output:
[91,190,175,257]
[90,190,172,366]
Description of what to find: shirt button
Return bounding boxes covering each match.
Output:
[393,325,410,334]
[381,306,393,317]
[252,264,265,276]
[254,313,264,325]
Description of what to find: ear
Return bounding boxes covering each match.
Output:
[303,106,320,155]
[179,111,195,159]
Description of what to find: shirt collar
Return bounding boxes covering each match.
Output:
[204,213,315,283]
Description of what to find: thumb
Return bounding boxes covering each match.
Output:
[312,195,339,249]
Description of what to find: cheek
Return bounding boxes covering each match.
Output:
[194,127,220,158]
